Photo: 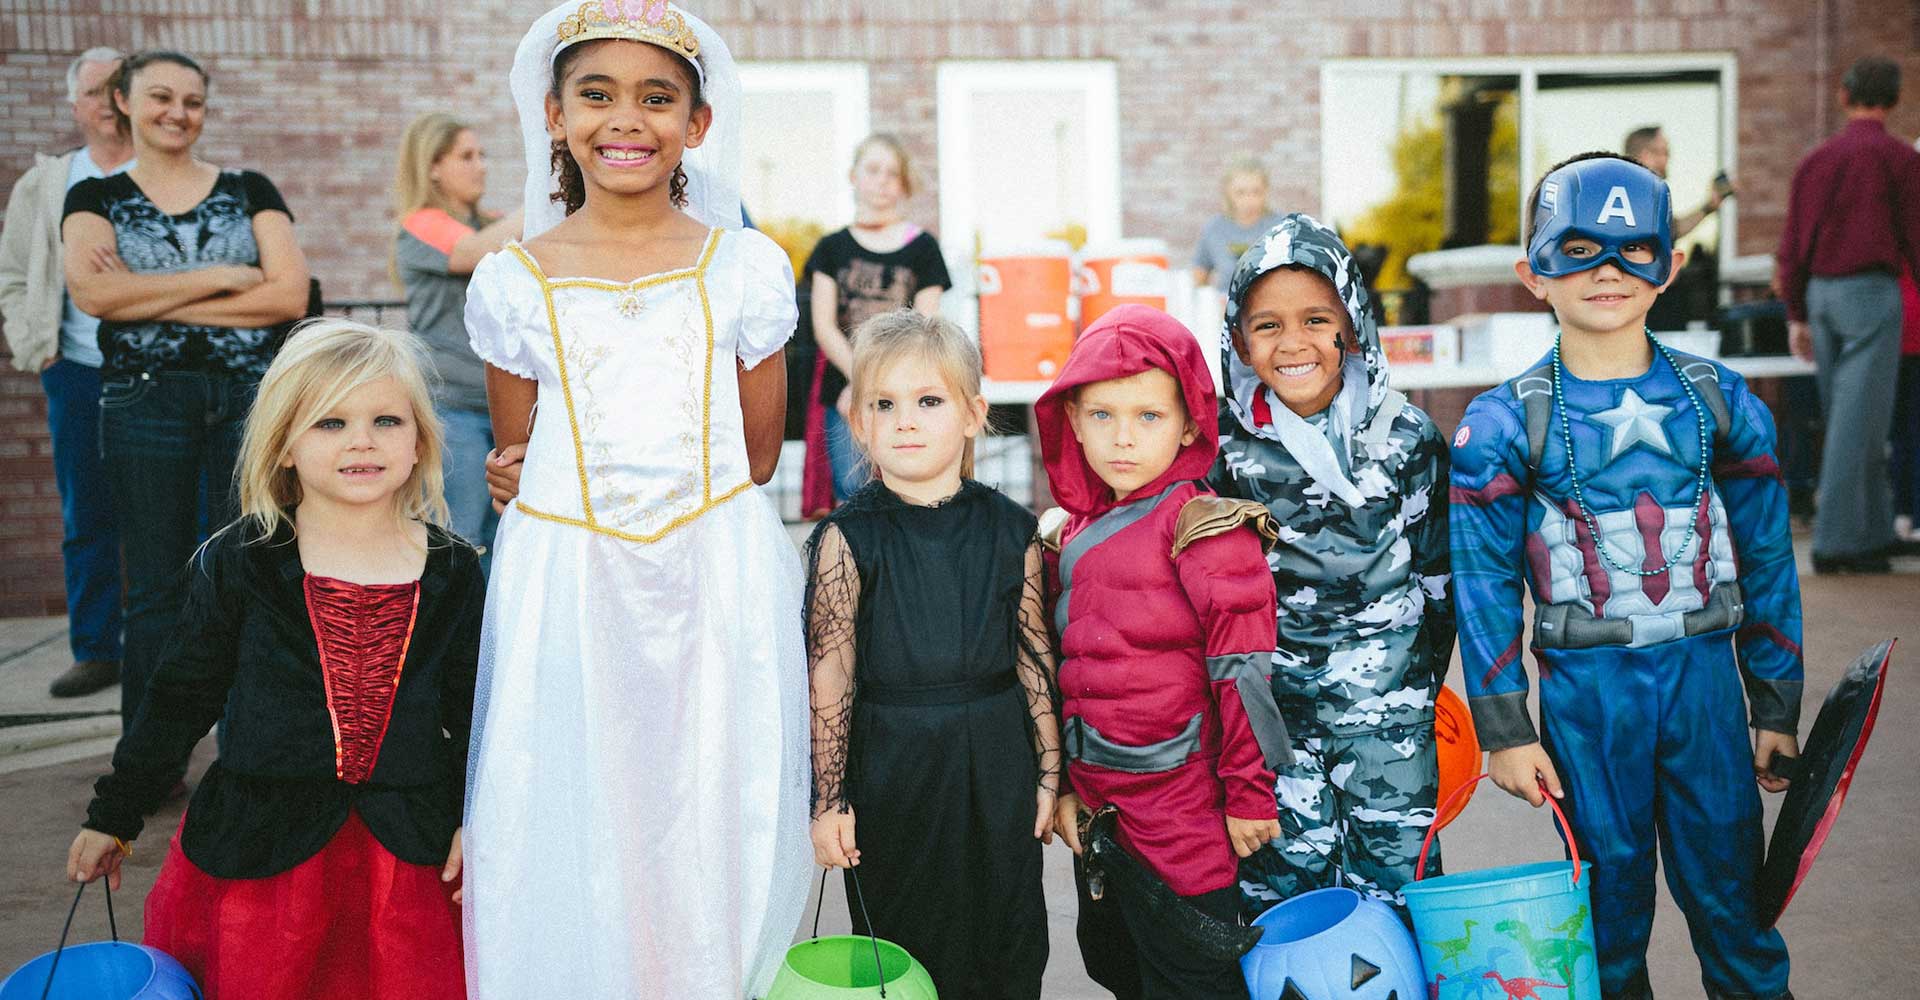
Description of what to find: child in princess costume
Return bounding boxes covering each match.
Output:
[1451,152,1802,1000]
[1209,214,1455,914]
[459,3,810,997]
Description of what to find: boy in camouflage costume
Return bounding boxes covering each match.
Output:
[1209,214,1456,913]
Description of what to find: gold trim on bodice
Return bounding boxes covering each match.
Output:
[503,230,747,544]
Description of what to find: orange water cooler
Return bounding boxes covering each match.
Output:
[1075,239,1170,329]
[976,243,1074,381]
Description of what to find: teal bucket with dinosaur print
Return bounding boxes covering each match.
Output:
[1402,775,1599,999]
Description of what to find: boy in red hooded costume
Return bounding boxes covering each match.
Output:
[1038,304,1290,999]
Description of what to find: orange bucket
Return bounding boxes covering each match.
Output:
[1432,686,1481,831]
[977,244,1073,381]
[1076,239,1170,328]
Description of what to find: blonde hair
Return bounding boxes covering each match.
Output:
[393,112,474,222]
[848,309,985,481]
[235,318,449,540]
[851,132,915,199]
[1220,155,1269,212]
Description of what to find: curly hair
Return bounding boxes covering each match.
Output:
[549,40,704,216]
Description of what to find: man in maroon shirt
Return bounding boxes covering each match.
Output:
[1775,56,1920,574]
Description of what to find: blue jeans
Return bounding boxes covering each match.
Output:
[99,371,253,737]
[441,406,498,571]
[41,359,122,662]
[1807,273,1901,556]
[822,405,870,500]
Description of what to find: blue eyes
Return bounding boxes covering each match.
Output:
[873,396,945,413]
[1088,410,1158,422]
[313,416,405,431]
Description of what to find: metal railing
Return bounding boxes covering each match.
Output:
[323,299,409,328]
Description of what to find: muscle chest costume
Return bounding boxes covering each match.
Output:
[1449,156,1801,1000]
[1035,304,1289,899]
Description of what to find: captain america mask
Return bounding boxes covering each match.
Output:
[1527,156,1675,286]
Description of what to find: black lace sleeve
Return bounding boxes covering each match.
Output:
[803,520,859,818]
[1016,538,1063,798]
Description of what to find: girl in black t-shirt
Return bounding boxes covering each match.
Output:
[60,50,311,761]
[801,133,952,513]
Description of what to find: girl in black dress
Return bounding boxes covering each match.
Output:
[806,309,1060,999]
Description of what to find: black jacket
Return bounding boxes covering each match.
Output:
[84,520,484,878]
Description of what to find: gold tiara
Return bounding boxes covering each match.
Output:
[556,0,700,60]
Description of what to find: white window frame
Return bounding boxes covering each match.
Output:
[737,61,871,225]
[1318,53,1740,268]
[935,60,1122,263]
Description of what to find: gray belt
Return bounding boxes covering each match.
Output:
[1534,582,1744,650]
[1064,713,1204,774]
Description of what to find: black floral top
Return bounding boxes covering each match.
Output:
[63,169,294,378]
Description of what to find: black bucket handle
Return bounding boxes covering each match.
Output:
[809,865,890,998]
[39,878,120,1000]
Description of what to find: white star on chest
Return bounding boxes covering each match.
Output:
[1590,387,1673,461]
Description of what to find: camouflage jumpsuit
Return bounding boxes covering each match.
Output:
[1208,215,1457,914]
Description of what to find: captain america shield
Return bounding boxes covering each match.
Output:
[1756,638,1894,927]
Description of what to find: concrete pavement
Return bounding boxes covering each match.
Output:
[1,546,1914,997]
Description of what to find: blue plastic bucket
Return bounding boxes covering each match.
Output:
[0,941,202,1000]
[1242,887,1425,999]
[1403,774,1599,1000]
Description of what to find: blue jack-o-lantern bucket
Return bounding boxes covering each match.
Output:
[1,882,202,1000]
[1402,775,1600,1000]
[1241,887,1425,1000]
[766,868,937,999]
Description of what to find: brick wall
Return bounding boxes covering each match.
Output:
[2,0,1916,615]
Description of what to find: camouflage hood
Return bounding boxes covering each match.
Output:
[1220,213,1389,509]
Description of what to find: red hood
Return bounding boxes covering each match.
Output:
[1035,305,1222,518]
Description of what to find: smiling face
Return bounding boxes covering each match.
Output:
[1234,266,1349,418]
[431,129,488,213]
[1516,237,1684,339]
[854,353,986,501]
[70,58,122,149]
[283,377,421,514]
[1065,368,1198,500]
[546,39,710,207]
[118,60,206,155]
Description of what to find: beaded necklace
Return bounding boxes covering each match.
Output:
[1550,327,1714,578]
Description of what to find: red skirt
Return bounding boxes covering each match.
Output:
[143,810,465,1000]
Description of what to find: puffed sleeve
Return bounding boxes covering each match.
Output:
[463,250,540,382]
[1173,515,1286,821]
[1450,394,1537,751]
[733,228,799,370]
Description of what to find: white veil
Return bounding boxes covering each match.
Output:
[508,0,744,241]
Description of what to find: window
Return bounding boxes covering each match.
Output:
[935,60,1121,258]
[1320,55,1738,306]
[738,61,870,269]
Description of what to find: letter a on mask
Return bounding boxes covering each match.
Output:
[1596,185,1637,226]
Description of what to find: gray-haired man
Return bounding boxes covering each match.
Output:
[0,48,133,695]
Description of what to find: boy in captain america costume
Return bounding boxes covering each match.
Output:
[1450,153,1802,1000]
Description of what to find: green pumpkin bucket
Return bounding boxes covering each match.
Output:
[767,868,937,999]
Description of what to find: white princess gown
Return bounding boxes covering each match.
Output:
[462,227,811,999]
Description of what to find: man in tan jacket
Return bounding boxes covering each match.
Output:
[0,48,131,697]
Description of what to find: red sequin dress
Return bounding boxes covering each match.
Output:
[142,575,466,1000]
